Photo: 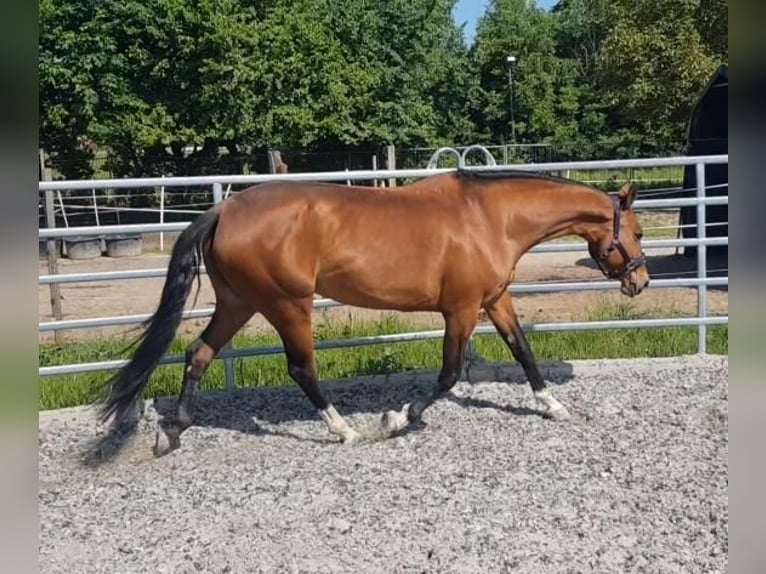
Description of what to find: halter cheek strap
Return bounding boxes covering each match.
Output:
[594,195,646,280]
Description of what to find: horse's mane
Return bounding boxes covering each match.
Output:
[455,167,604,194]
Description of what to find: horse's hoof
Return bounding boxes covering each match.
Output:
[342,430,363,446]
[153,427,180,457]
[380,406,410,436]
[543,405,571,422]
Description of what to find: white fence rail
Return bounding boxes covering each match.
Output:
[38,154,728,381]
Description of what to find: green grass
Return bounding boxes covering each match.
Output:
[39,305,727,411]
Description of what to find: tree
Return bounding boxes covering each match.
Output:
[40,0,267,177]
[89,0,265,176]
[696,0,728,60]
[296,0,474,148]
[39,0,476,176]
[550,0,624,159]
[39,0,103,178]
[597,0,726,152]
[469,0,587,152]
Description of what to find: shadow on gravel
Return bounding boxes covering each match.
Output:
[80,414,144,468]
[445,394,540,417]
[80,360,575,466]
[152,360,575,438]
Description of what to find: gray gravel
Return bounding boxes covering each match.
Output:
[39,355,728,574]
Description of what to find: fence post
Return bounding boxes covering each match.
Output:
[268,150,287,174]
[92,189,100,227]
[40,149,64,345]
[56,190,69,228]
[159,176,165,252]
[212,182,236,389]
[386,145,396,188]
[695,161,707,354]
[212,181,223,204]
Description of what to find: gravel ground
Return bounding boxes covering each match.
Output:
[39,355,728,574]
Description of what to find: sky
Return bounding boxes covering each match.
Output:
[454,0,558,44]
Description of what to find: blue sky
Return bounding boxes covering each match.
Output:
[454,0,558,43]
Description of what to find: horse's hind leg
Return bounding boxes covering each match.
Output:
[154,301,254,456]
[380,304,479,436]
[263,298,362,445]
[484,291,570,421]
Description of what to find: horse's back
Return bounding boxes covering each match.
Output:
[208,177,510,309]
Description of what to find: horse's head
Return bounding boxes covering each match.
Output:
[588,182,650,297]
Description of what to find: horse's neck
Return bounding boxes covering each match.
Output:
[512,186,612,251]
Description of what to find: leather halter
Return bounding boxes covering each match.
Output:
[593,194,646,280]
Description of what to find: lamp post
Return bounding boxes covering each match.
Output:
[506,55,516,145]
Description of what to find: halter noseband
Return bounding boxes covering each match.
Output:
[593,194,646,280]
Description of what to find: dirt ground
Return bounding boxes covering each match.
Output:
[39,231,728,344]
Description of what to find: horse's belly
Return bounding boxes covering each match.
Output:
[315,269,441,311]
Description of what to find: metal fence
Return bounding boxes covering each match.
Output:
[38,154,729,382]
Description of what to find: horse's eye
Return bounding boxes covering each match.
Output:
[635,232,643,241]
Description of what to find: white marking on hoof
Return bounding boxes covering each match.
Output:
[380,403,411,436]
[544,404,571,421]
[534,389,571,422]
[321,405,361,444]
[342,429,363,446]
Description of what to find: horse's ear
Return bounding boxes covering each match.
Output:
[617,182,638,209]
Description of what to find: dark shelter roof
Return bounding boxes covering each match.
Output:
[686,64,728,154]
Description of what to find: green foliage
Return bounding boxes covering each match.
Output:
[469,0,565,144]
[696,0,728,59]
[39,0,102,178]
[597,0,727,153]
[39,0,474,176]
[39,0,729,176]
[467,0,727,159]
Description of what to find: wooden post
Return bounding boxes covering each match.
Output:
[386,145,396,188]
[267,150,288,174]
[40,149,63,344]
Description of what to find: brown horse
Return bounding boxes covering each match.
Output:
[98,169,649,456]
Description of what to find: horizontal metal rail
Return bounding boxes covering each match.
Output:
[39,308,216,331]
[39,276,728,332]
[37,195,729,240]
[38,154,729,192]
[633,196,728,209]
[40,222,189,239]
[39,267,208,285]
[38,314,729,377]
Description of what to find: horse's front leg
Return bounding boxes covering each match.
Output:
[484,291,570,421]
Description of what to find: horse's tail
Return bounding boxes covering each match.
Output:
[98,207,221,426]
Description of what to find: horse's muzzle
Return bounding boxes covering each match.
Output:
[620,271,650,297]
